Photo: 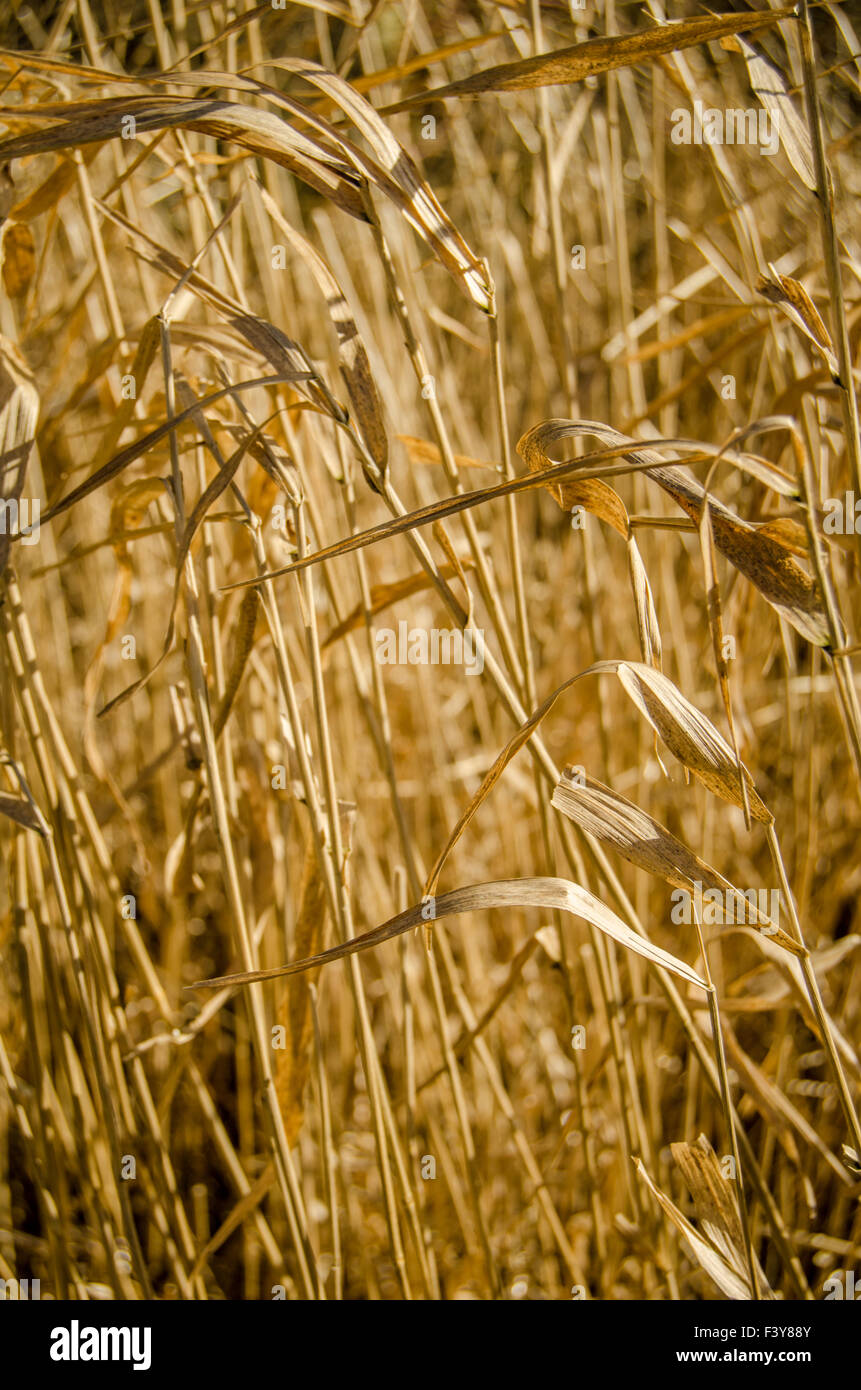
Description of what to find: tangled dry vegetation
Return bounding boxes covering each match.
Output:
[0,0,859,1303]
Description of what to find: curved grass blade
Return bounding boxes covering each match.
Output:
[189,877,708,992]
[383,10,795,108]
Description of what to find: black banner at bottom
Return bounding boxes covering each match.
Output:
[1,1294,854,1379]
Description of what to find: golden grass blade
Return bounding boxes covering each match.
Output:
[274,827,333,1145]
[757,265,841,383]
[397,434,497,472]
[615,662,773,823]
[98,412,270,719]
[8,153,79,221]
[39,375,306,526]
[218,439,717,592]
[722,1029,851,1185]
[0,337,39,571]
[189,877,708,992]
[0,48,125,84]
[519,419,662,664]
[82,477,166,714]
[347,33,506,97]
[213,590,260,740]
[516,418,799,500]
[755,516,809,558]
[553,768,714,887]
[723,34,816,190]
[1,221,36,299]
[0,95,368,221]
[177,0,360,67]
[383,10,796,107]
[627,536,662,670]
[322,559,474,648]
[697,493,748,822]
[740,931,861,1081]
[188,1165,278,1282]
[90,316,161,473]
[635,1157,757,1301]
[518,419,629,535]
[618,307,750,366]
[94,200,341,422]
[425,652,772,902]
[0,790,43,833]
[260,59,492,312]
[518,419,830,647]
[256,184,388,471]
[670,1138,774,1298]
[551,770,802,957]
[424,670,593,894]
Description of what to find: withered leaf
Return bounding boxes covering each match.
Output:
[384,10,795,107]
[757,265,840,384]
[190,877,708,992]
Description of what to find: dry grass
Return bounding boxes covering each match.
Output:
[0,0,860,1302]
